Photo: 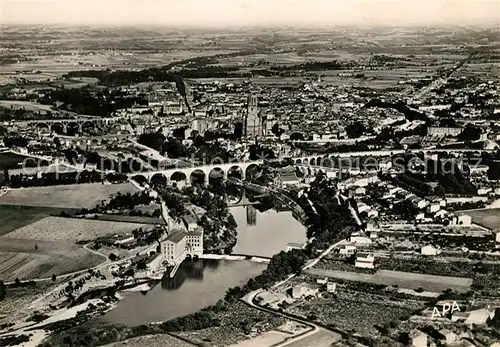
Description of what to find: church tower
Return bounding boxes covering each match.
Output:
[245,95,261,138]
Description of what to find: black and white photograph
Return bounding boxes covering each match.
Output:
[0,1,499,346]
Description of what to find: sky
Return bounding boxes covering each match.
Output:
[1,0,499,27]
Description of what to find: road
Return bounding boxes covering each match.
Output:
[242,290,342,347]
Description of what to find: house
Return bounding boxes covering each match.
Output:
[438,329,457,345]
[349,232,372,244]
[185,227,203,257]
[326,282,337,293]
[435,209,448,219]
[495,230,500,243]
[286,243,305,252]
[421,245,440,256]
[316,277,328,285]
[355,253,375,269]
[456,213,472,227]
[182,213,199,231]
[428,202,441,214]
[339,244,356,255]
[409,329,427,347]
[464,308,496,325]
[291,283,318,299]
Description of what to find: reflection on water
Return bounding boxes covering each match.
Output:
[231,205,307,258]
[103,204,307,326]
[161,258,213,290]
[102,259,265,326]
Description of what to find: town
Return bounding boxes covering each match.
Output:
[0,9,499,347]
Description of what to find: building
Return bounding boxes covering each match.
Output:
[464,308,496,325]
[183,214,199,232]
[161,230,187,265]
[291,283,318,299]
[438,329,457,345]
[421,245,440,256]
[339,244,356,255]
[326,282,337,293]
[408,329,427,347]
[355,253,375,269]
[192,118,208,135]
[427,127,462,137]
[186,227,203,257]
[244,95,262,138]
[456,213,472,226]
[286,243,305,252]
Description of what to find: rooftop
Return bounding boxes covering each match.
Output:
[164,229,186,244]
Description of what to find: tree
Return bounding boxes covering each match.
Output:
[0,280,5,300]
[14,278,20,286]
[345,121,367,139]
[458,125,481,141]
[271,123,285,137]
[51,274,57,282]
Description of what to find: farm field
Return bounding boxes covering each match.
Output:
[467,208,500,230]
[101,334,193,347]
[0,204,78,237]
[95,214,163,225]
[0,247,102,281]
[0,182,139,209]
[2,216,150,242]
[277,330,342,347]
[306,268,472,293]
[287,290,423,336]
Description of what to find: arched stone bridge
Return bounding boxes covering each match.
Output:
[128,160,264,185]
[292,148,493,168]
[15,117,117,134]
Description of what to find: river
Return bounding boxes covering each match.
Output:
[102,205,307,326]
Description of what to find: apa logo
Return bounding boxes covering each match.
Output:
[432,301,461,319]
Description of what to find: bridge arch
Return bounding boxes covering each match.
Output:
[227,165,244,180]
[151,173,168,187]
[170,171,187,187]
[296,159,302,165]
[310,158,316,166]
[51,122,65,135]
[131,174,147,186]
[303,158,309,166]
[190,169,207,186]
[66,121,80,136]
[245,163,260,181]
[81,121,96,133]
[208,167,226,187]
[36,122,50,133]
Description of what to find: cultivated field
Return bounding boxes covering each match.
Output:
[0,182,139,209]
[0,248,102,281]
[101,334,193,347]
[2,216,149,242]
[0,204,77,237]
[467,208,500,230]
[307,268,472,293]
[277,330,342,347]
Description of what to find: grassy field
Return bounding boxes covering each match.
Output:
[0,204,78,237]
[467,208,500,230]
[0,182,139,209]
[3,216,149,242]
